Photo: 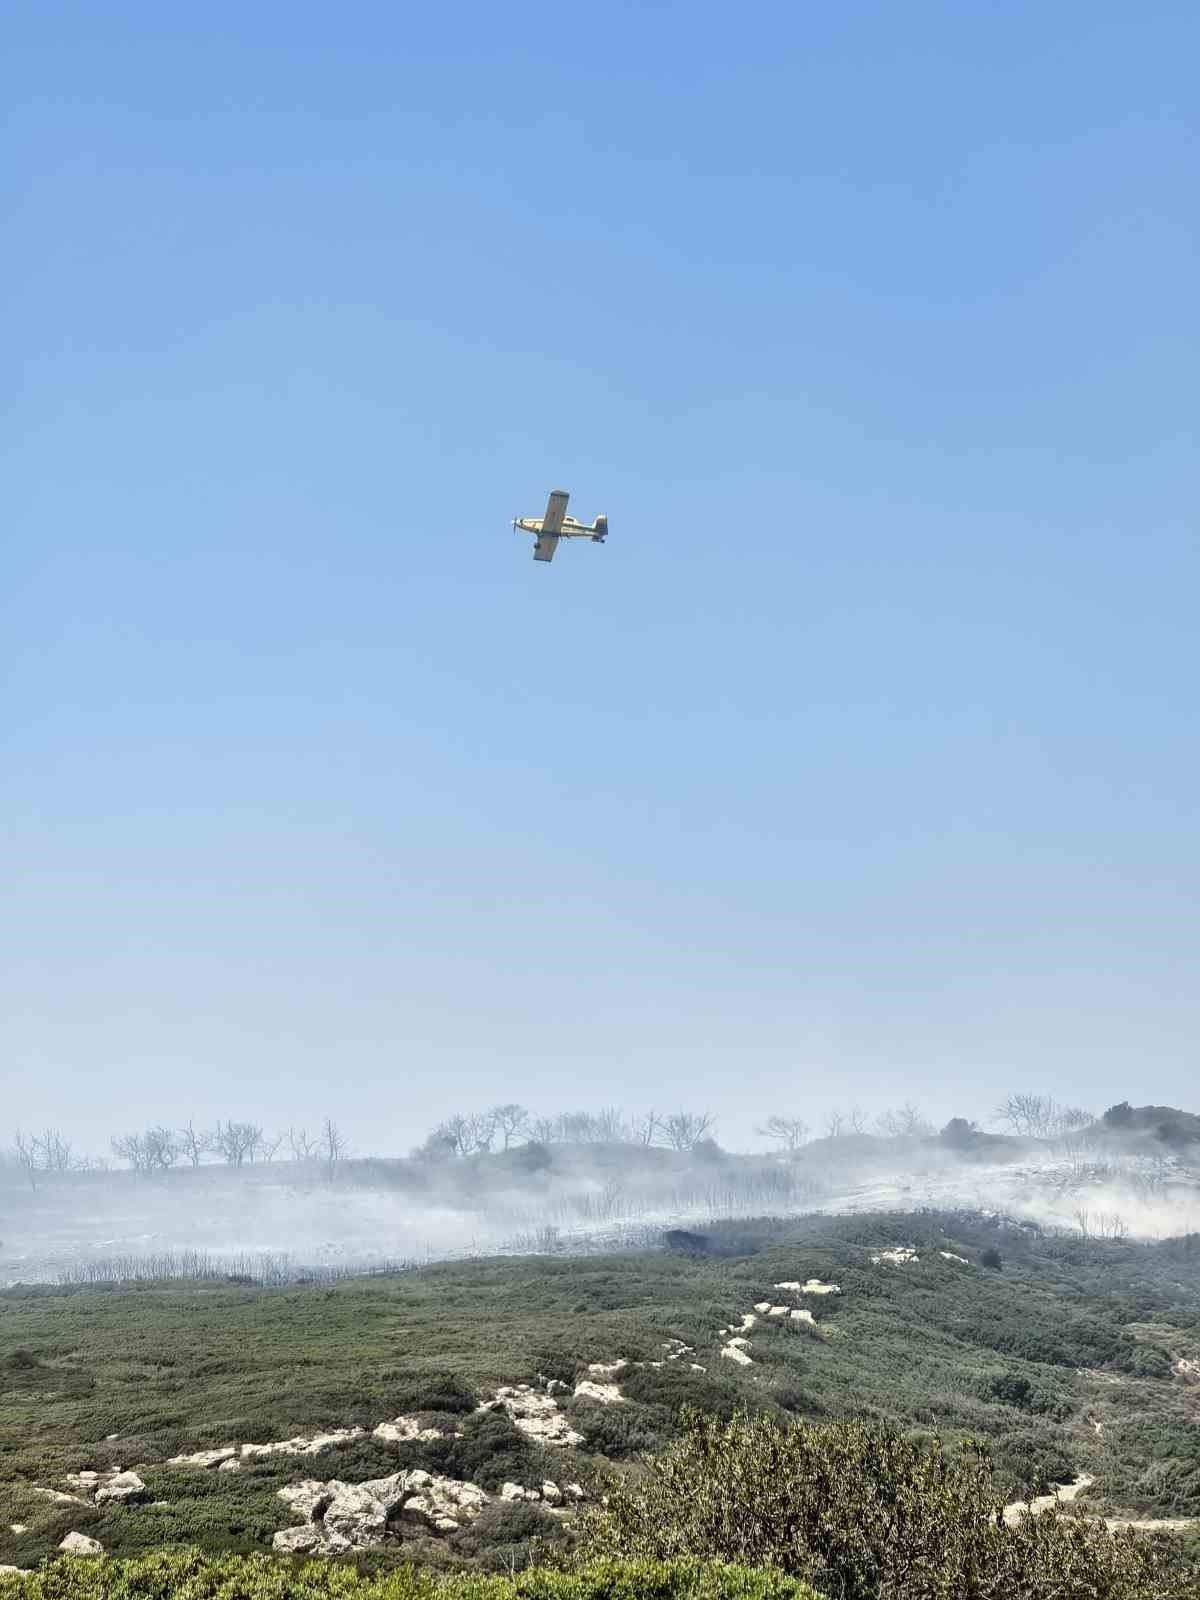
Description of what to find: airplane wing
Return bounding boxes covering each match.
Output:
[533,489,568,562]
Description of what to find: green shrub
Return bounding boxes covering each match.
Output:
[0,1552,820,1600]
[386,1373,479,1416]
[565,1401,669,1461]
[576,1408,1194,1600]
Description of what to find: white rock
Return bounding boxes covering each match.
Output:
[373,1416,443,1444]
[95,1471,148,1506]
[166,1446,238,1469]
[58,1533,103,1556]
[541,1481,563,1504]
[775,1279,841,1295]
[218,1458,241,1472]
[768,1306,788,1318]
[277,1480,334,1522]
[242,1427,365,1459]
[487,1385,584,1446]
[32,1488,85,1506]
[323,1480,395,1547]
[573,1380,624,1405]
[753,1301,772,1314]
[721,1344,753,1366]
[272,1526,326,1555]
[789,1308,815,1325]
[939,1253,968,1266]
[586,1360,627,1378]
[399,1471,487,1530]
[690,1364,708,1372]
[9,1525,27,1535]
[274,1469,489,1554]
[871,1247,919,1266]
[0,1565,26,1575]
[564,1482,585,1500]
[500,1482,528,1501]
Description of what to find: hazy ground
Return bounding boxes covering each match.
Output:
[4,1133,1199,1287]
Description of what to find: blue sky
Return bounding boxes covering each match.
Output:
[4,2,1198,1153]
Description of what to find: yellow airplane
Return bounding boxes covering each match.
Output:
[513,489,608,563]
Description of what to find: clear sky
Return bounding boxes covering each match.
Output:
[4,2,1198,1156]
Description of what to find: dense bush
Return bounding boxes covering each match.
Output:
[979,1372,1070,1421]
[577,1409,1195,1600]
[0,1553,820,1600]
[386,1373,479,1416]
[565,1400,668,1461]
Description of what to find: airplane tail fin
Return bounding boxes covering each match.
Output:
[592,514,608,542]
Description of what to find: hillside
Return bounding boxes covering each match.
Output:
[3,1209,1199,1577]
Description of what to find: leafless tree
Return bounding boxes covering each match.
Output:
[34,1129,75,1172]
[212,1120,264,1167]
[591,1107,631,1142]
[756,1115,810,1152]
[259,1133,284,1162]
[657,1112,715,1151]
[875,1103,933,1138]
[320,1118,348,1175]
[178,1121,212,1168]
[288,1126,319,1160]
[632,1111,660,1146]
[13,1130,39,1190]
[846,1107,869,1136]
[824,1110,846,1140]
[460,1111,496,1154]
[432,1112,494,1158]
[527,1115,560,1145]
[489,1104,531,1149]
[112,1132,152,1173]
[112,1128,179,1173]
[143,1126,181,1170]
[555,1112,601,1143]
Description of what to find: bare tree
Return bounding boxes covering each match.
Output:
[460,1111,496,1154]
[34,1129,75,1172]
[591,1107,632,1142]
[211,1120,264,1167]
[178,1121,212,1168]
[143,1126,180,1170]
[846,1107,869,1136]
[431,1112,494,1158]
[13,1130,39,1190]
[875,1103,933,1139]
[756,1115,810,1152]
[657,1112,715,1151]
[527,1115,560,1145]
[997,1093,1057,1139]
[320,1118,347,1175]
[113,1129,180,1173]
[259,1133,284,1162]
[489,1104,531,1149]
[824,1110,846,1140]
[288,1126,319,1160]
[632,1111,660,1146]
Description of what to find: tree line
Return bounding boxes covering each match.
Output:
[7,1118,349,1187]
[416,1105,718,1157]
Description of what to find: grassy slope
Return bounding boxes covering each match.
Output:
[2,1211,1199,1571]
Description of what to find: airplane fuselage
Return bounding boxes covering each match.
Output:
[515,515,606,540]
